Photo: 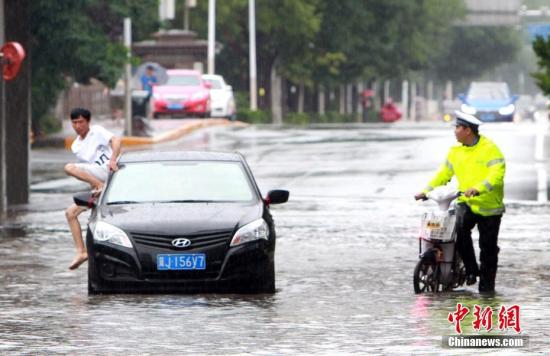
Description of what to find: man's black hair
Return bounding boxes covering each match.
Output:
[146,65,155,71]
[70,108,91,121]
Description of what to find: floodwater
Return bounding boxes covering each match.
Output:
[1,121,549,354]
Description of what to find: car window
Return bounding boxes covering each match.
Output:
[166,75,202,86]
[204,78,223,89]
[468,84,510,100]
[105,161,256,203]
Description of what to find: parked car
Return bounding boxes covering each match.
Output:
[458,81,518,122]
[202,74,237,120]
[74,150,289,294]
[151,69,211,118]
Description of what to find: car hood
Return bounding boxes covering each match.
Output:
[97,202,263,235]
[464,98,513,109]
[153,85,205,95]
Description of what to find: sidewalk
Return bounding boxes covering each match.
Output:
[33,117,247,149]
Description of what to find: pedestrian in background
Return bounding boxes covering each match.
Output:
[415,110,506,293]
[64,108,121,270]
[140,64,158,97]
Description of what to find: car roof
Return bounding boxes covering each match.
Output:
[202,74,223,80]
[119,150,244,164]
[167,69,202,76]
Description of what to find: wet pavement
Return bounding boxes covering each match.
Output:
[1,120,549,354]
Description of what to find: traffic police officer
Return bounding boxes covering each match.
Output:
[415,110,506,293]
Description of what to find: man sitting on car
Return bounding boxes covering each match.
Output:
[64,108,121,270]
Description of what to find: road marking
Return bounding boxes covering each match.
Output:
[534,111,548,202]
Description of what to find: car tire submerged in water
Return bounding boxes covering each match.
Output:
[413,259,439,294]
[243,260,275,294]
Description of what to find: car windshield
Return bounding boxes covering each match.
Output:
[166,74,202,86]
[105,161,256,204]
[204,78,223,89]
[467,84,510,100]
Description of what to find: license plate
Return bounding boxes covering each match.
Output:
[167,103,183,110]
[157,254,206,270]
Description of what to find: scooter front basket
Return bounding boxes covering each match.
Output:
[420,211,456,241]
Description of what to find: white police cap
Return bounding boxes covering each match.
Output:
[454,110,483,127]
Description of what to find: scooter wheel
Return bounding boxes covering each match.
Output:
[414,259,440,294]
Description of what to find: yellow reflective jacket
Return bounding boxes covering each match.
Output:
[423,135,505,216]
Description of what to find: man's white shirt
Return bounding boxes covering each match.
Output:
[71,125,114,167]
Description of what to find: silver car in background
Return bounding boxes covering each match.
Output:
[202,74,237,120]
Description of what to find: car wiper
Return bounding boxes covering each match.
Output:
[106,200,140,205]
[163,200,213,203]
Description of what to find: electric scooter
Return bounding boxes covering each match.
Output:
[413,187,466,294]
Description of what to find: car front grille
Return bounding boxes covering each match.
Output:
[130,229,234,251]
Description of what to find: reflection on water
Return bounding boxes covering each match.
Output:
[1,126,549,353]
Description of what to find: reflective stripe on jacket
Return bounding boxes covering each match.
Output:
[423,135,505,216]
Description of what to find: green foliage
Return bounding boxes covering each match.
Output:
[532,35,550,96]
[40,116,62,135]
[237,108,271,124]
[30,0,159,131]
[431,27,522,81]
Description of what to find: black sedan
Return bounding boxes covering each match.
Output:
[74,150,289,294]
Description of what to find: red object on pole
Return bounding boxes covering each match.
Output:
[1,42,26,81]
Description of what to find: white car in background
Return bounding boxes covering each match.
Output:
[202,74,236,120]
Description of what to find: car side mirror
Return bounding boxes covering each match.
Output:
[226,85,233,91]
[265,190,289,205]
[204,82,212,89]
[511,94,519,103]
[457,93,465,102]
[73,191,97,208]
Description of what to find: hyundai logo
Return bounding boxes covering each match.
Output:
[172,238,192,248]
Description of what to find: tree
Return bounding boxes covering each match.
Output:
[532,35,550,96]
[431,27,522,82]
[30,0,159,132]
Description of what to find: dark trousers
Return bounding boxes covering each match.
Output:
[455,203,502,291]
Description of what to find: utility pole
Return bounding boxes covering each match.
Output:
[124,17,132,136]
[249,0,257,111]
[207,0,215,74]
[0,0,6,215]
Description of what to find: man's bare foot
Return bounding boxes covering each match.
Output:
[69,253,88,270]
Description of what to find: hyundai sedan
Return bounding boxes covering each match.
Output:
[74,151,289,294]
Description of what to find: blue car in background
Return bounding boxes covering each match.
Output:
[458,82,518,122]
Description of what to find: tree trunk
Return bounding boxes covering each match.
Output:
[356,81,364,123]
[270,65,282,124]
[339,84,345,114]
[410,81,417,122]
[346,84,353,114]
[318,84,325,115]
[401,80,409,121]
[298,81,304,114]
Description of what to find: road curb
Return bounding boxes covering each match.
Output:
[62,119,248,150]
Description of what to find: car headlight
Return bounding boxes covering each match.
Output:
[498,104,515,116]
[230,219,269,247]
[152,93,163,100]
[192,91,208,100]
[460,104,477,115]
[93,221,132,248]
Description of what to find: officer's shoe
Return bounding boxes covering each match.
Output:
[478,279,495,293]
[466,274,477,286]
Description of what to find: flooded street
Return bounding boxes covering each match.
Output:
[1,121,550,354]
